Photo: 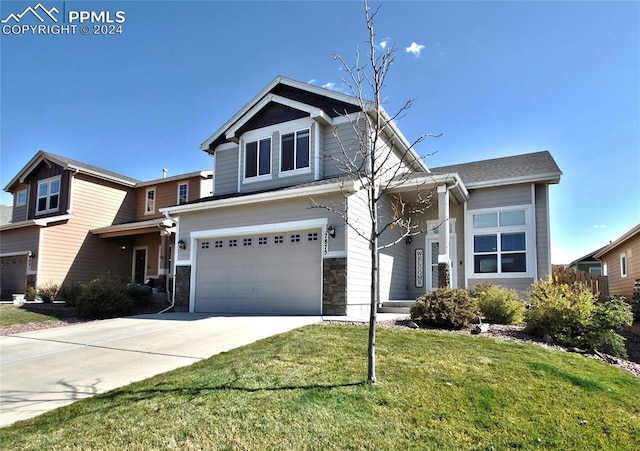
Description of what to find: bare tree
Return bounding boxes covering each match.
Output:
[313,1,440,384]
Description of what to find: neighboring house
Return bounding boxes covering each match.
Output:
[161,76,562,317]
[567,247,605,275]
[594,223,640,300]
[0,151,212,300]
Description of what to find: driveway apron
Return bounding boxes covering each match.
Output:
[0,314,320,427]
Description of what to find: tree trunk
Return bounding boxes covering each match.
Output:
[367,186,378,384]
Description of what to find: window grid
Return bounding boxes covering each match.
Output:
[201,241,210,249]
[471,209,528,275]
[308,232,318,241]
[243,238,252,246]
[274,235,284,244]
[178,183,188,205]
[291,234,301,243]
[36,177,61,214]
[258,237,268,245]
[214,240,223,248]
[229,239,237,247]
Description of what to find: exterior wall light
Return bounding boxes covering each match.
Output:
[178,239,186,250]
[405,236,413,245]
[327,225,336,239]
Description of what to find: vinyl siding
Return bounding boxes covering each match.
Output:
[38,175,134,285]
[600,234,640,299]
[176,193,347,262]
[214,146,239,195]
[346,190,372,317]
[467,277,534,293]
[378,194,410,301]
[535,184,551,278]
[323,120,363,179]
[467,184,532,210]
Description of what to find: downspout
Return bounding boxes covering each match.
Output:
[157,211,176,314]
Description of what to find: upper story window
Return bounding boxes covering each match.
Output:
[36,177,60,214]
[281,129,310,173]
[244,137,271,180]
[468,207,532,277]
[145,188,156,214]
[177,183,188,205]
[16,190,27,206]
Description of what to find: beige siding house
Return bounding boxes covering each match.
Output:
[595,223,640,300]
[162,77,562,317]
[0,151,212,300]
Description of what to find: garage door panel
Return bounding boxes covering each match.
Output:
[195,231,321,314]
[0,256,27,300]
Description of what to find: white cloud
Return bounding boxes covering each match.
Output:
[380,38,390,49]
[405,42,425,57]
[592,224,608,229]
[321,82,337,90]
[307,78,317,84]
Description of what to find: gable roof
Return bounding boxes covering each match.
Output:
[430,151,562,188]
[594,223,640,259]
[199,76,429,173]
[4,150,141,192]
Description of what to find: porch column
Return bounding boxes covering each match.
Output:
[437,185,451,288]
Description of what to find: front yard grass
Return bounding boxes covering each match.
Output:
[1,324,638,450]
[0,304,74,326]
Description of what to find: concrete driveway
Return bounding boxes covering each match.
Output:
[0,313,320,427]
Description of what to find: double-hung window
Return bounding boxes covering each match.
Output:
[244,137,271,179]
[281,129,310,173]
[177,183,188,205]
[36,177,61,214]
[145,188,156,214]
[470,208,530,275]
[620,253,628,277]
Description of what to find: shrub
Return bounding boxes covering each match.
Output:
[75,275,135,319]
[410,288,479,329]
[126,283,153,305]
[524,279,632,357]
[59,282,83,307]
[470,283,525,324]
[35,280,60,303]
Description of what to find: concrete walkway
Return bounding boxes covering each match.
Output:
[0,314,320,427]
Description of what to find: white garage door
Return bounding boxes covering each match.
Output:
[0,255,27,300]
[194,230,322,314]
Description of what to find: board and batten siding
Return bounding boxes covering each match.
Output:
[175,193,347,262]
[39,175,134,285]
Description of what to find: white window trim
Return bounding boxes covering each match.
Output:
[279,127,312,177]
[16,189,27,206]
[145,187,156,215]
[620,252,628,278]
[465,205,535,279]
[241,135,272,183]
[36,176,61,215]
[177,182,188,205]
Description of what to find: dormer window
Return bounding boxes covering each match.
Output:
[281,129,310,173]
[36,177,60,214]
[244,137,271,180]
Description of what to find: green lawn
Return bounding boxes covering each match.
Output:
[1,324,638,450]
[0,304,74,327]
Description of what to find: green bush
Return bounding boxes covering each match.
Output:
[59,282,83,307]
[470,283,525,324]
[410,288,479,329]
[126,283,153,305]
[524,279,632,357]
[75,275,135,319]
[35,280,60,303]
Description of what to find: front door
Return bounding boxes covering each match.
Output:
[134,248,147,284]
[426,237,457,291]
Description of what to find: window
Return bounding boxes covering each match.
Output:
[177,183,188,205]
[145,188,156,214]
[243,238,252,246]
[274,235,284,244]
[291,234,301,243]
[470,208,530,276]
[258,237,268,245]
[281,129,310,172]
[229,239,237,247]
[214,240,223,248]
[620,253,628,277]
[201,241,210,249]
[245,138,271,179]
[36,177,61,214]
[308,232,318,241]
[16,190,27,206]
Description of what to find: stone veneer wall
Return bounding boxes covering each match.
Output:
[174,265,191,312]
[323,257,347,315]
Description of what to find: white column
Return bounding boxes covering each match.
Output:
[437,185,451,287]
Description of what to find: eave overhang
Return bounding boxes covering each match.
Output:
[91,218,177,239]
[594,223,640,259]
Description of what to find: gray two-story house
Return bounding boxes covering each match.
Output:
[162,77,562,317]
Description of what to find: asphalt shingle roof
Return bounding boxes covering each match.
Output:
[430,151,562,186]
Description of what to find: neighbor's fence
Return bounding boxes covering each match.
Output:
[551,265,609,301]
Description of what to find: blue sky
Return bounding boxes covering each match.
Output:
[1,0,638,264]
